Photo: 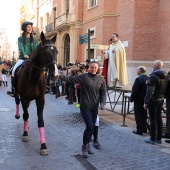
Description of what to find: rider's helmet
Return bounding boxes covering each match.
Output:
[21,21,33,32]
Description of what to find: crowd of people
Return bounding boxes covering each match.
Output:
[0,57,16,87]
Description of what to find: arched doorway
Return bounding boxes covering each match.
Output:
[64,34,70,66]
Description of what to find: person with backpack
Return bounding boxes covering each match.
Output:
[143,60,168,145]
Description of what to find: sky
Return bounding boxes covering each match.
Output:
[0,0,21,54]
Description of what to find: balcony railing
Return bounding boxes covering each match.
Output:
[55,12,69,30]
[35,22,54,38]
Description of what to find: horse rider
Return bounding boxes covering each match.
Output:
[7,21,38,96]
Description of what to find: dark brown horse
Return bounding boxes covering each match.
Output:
[14,32,58,155]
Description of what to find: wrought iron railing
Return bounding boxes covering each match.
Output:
[55,12,69,28]
[35,22,54,38]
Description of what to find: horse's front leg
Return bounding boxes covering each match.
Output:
[36,97,48,156]
[20,98,30,142]
[15,93,20,119]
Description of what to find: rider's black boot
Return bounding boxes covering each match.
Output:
[7,77,16,97]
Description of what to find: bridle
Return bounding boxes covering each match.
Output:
[32,43,57,72]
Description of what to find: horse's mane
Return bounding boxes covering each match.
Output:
[28,44,41,64]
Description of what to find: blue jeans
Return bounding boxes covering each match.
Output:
[80,107,98,145]
[148,100,164,140]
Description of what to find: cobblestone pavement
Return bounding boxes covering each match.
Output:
[1,83,170,170]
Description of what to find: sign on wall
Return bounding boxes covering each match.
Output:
[78,34,88,45]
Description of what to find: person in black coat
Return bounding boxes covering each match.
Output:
[144,60,168,145]
[130,66,149,135]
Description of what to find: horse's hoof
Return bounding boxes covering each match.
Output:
[22,136,29,142]
[40,149,48,156]
[15,115,20,119]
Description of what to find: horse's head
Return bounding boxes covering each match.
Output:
[40,31,59,78]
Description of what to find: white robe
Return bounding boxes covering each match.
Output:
[105,45,118,87]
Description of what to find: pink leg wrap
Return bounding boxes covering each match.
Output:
[24,121,28,132]
[16,104,20,117]
[39,127,45,144]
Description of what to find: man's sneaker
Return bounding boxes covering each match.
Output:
[75,103,80,108]
[144,138,155,145]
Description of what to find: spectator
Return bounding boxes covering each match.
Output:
[130,66,148,135]
[55,78,62,98]
[11,58,16,67]
[57,63,62,71]
[68,68,77,104]
[163,71,170,142]
[49,77,56,95]
[59,61,106,158]
[144,60,168,145]
[92,63,104,149]
[1,63,8,87]
[85,59,90,66]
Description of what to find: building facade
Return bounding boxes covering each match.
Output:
[0,29,11,60]
[22,0,170,83]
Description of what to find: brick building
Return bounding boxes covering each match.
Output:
[23,0,170,83]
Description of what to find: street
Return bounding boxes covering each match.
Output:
[0,81,170,170]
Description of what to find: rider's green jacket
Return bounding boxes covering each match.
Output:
[18,36,38,60]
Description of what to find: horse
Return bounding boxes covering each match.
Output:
[14,31,58,155]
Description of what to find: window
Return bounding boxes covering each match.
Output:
[53,7,57,20]
[40,17,43,29]
[66,0,69,11]
[90,30,94,37]
[86,49,95,60]
[46,13,50,25]
[88,0,97,8]
[88,27,96,39]
[32,0,34,9]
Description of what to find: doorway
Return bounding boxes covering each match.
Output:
[64,34,70,66]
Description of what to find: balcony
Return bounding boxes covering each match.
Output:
[55,12,69,31]
[35,22,54,38]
